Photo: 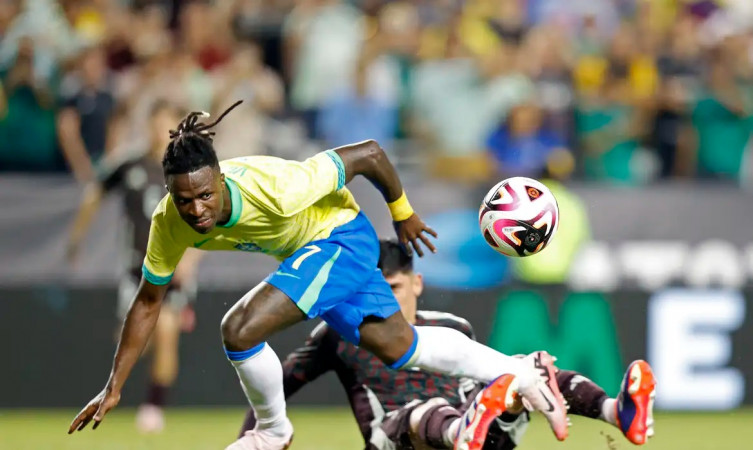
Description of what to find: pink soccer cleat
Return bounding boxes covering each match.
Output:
[616,360,656,445]
[135,404,165,434]
[454,374,520,450]
[225,421,294,450]
[519,351,569,441]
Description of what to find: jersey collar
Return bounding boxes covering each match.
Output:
[218,178,242,228]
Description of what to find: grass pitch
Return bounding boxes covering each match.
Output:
[1,407,751,450]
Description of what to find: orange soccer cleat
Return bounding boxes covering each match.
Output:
[454,374,521,450]
[616,360,657,445]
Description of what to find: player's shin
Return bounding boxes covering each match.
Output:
[224,342,292,438]
[395,328,569,441]
[555,370,612,422]
[395,326,535,388]
[407,398,460,448]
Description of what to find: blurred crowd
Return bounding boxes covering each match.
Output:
[1,0,753,187]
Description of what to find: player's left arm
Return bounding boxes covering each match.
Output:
[333,140,437,257]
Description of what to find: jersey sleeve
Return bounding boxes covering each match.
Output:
[141,212,186,285]
[254,150,346,217]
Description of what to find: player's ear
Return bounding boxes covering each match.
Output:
[412,272,424,298]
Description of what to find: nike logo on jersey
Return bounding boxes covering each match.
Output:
[274,271,301,280]
[193,238,212,248]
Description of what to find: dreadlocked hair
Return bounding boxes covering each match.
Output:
[162,100,243,176]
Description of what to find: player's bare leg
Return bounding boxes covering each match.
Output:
[136,305,181,433]
[222,282,305,450]
[358,312,568,441]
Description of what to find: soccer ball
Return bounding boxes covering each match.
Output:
[478,177,559,257]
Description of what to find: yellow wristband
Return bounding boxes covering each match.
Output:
[388,191,414,222]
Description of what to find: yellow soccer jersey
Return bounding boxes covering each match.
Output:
[142,150,359,285]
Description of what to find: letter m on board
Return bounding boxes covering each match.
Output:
[488,290,623,396]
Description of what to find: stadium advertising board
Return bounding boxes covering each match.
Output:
[425,287,751,411]
[3,286,749,410]
[1,179,751,409]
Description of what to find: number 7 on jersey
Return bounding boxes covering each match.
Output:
[291,245,321,270]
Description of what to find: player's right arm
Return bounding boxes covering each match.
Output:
[66,183,104,263]
[58,106,95,183]
[69,211,185,434]
[66,161,128,263]
[68,279,168,433]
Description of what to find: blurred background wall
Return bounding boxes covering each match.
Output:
[1,0,752,411]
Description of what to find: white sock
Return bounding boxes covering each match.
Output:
[600,398,618,426]
[443,418,461,447]
[408,326,535,389]
[229,343,292,437]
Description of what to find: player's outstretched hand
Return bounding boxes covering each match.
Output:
[395,214,438,257]
[68,387,121,434]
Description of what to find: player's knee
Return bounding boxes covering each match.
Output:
[220,313,238,348]
[360,316,415,365]
[376,334,415,365]
[220,309,262,351]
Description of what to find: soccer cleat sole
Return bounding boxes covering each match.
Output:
[618,360,656,445]
[532,351,569,441]
[455,374,519,450]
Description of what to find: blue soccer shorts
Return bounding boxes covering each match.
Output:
[264,212,400,344]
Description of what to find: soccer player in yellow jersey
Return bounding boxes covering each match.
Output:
[68,101,569,450]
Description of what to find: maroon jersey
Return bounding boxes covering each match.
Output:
[98,155,165,278]
[281,311,480,444]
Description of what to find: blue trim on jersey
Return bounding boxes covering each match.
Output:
[389,326,418,369]
[142,263,173,286]
[326,150,346,190]
[225,342,266,361]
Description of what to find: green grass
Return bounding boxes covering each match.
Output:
[1,407,752,449]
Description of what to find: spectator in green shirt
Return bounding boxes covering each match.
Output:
[0,36,59,172]
[692,51,753,181]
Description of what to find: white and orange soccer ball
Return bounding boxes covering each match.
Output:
[478,177,559,257]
